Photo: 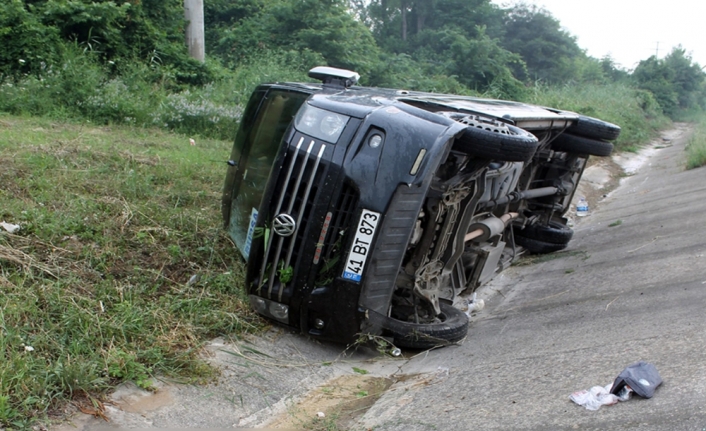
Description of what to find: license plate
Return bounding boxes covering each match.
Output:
[342,209,380,282]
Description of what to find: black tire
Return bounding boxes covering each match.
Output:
[514,236,568,254]
[383,301,469,350]
[514,220,573,244]
[568,115,621,141]
[450,114,539,162]
[552,133,614,157]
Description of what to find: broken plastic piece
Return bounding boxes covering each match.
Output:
[187,274,200,286]
[0,221,20,233]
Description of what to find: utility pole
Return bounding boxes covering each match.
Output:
[184,0,205,62]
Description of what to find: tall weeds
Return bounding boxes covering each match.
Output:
[686,115,706,169]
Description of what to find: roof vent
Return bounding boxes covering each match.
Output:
[308,66,360,88]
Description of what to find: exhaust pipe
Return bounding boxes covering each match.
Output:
[465,212,519,242]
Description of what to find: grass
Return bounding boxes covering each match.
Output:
[0,114,260,427]
[686,115,706,169]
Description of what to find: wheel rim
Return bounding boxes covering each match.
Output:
[447,113,513,135]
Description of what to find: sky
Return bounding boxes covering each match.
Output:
[491,0,706,71]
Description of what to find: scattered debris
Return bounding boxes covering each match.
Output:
[570,384,620,410]
[611,361,662,399]
[0,221,20,233]
[186,274,200,286]
[570,362,662,410]
[465,292,485,316]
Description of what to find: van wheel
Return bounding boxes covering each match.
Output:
[568,115,621,141]
[383,301,469,350]
[514,236,568,254]
[552,133,614,157]
[449,114,540,162]
[514,220,573,244]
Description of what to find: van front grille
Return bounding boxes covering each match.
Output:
[257,137,328,302]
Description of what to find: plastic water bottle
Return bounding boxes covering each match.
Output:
[576,197,589,217]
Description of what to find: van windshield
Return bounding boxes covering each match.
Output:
[228,89,310,259]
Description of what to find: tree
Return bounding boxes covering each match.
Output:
[363,0,505,53]
[0,0,62,78]
[355,0,524,97]
[632,47,706,117]
[0,0,215,85]
[662,47,706,111]
[409,26,526,97]
[599,55,630,83]
[208,0,379,75]
[500,2,583,82]
[632,56,678,116]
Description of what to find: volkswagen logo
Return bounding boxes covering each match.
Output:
[272,213,296,237]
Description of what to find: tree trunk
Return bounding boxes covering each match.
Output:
[184,0,205,62]
[401,0,407,41]
[417,14,425,33]
[415,1,428,33]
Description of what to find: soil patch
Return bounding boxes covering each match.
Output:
[264,374,393,430]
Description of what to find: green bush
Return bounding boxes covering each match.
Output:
[0,0,63,79]
[0,30,684,153]
[0,45,322,140]
[0,45,102,118]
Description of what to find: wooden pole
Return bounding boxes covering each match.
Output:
[184,0,205,62]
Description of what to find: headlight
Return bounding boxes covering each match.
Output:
[294,104,349,143]
[250,296,267,314]
[249,295,289,324]
[269,302,289,321]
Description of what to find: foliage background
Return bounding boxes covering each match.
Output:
[1,0,704,143]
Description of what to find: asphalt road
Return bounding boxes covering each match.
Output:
[358,128,706,430]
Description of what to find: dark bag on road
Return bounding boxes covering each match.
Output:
[610,361,662,398]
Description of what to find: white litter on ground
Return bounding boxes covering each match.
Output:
[0,221,20,233]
